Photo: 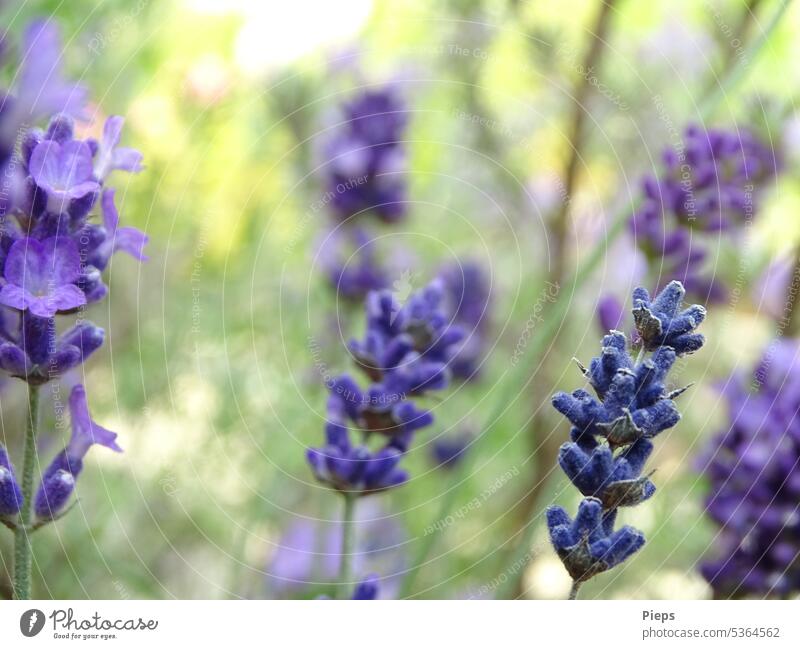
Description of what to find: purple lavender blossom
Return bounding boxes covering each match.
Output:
[267,505,406,598]
[0,237,86,317]
[34,385,122,519]
[630,124,779,302]
[597,294,625,334]
[0,112,145,385]
[308,281,464,494]
[0,316,104,385]
[320,86,408,224]
[352,574,379,599]
[547,281,705,589]
[306,409,409,495]
[632,280,706,354]
[0,444,23,517]
[439,261,491,381]
[318,226,388,300]
[430,431,472,470]
[699,339,800,598]
[547,499,645,582]
[29,138,100,214]
[0,20,87,159]
[89,189,149,270]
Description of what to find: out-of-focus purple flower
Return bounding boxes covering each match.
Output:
[430,431,472,470]
[33,384,122,519]
[699,339,800,598]
[0,237,86,317]
[319,86,409,224]
[266,505,405,598]
[349,281,463,382]
[597,294,625,334]
[547,281,705,588]
[344,90,408,145]
[352,574,379,599]
[308,281,464,494]
[306,406,409,495]
[631,124,780,302]
[0,444,23,517]
[319,226,388,301]
[439,260,491,381]
[0,19,87,155]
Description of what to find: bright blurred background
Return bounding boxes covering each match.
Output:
[1,0,800,599]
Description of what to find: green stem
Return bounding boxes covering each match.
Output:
[568,580,581,600]
[13,383,40,600]
[699,0,794,119]
[336,492,357,600]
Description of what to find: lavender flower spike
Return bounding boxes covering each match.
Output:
[699,339,800,598]
[547,281,706,595]
[34,385,122,519]
[0,237,86,318]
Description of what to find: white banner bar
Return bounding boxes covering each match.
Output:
[0,600,797,647]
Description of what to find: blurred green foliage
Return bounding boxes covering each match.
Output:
[1,0,799,599]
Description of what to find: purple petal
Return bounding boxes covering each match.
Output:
[101,189,120,232]
[39,284,86,315]
[67,384,123,459]
[112,148,144,174]
[29,140,63,189]
[114,227,149,261]
[95,116,143,178]
[65,180,100,199]
[43,237,82,284]
[58,140,94,187]
[0,343,31,376]
[0,285,32,312]
[16,20,87,120]
[102,115,124,150]
[3,238,45,291]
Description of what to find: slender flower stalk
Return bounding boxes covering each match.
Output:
[306,280,464,597]
[544,281,706,598]
[12,384,39,600]
[336,493,358,600]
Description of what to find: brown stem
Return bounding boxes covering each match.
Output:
[704,0,765,96]
[781,246,800,336]
[506,0,617,598]
[549,0,616,282]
